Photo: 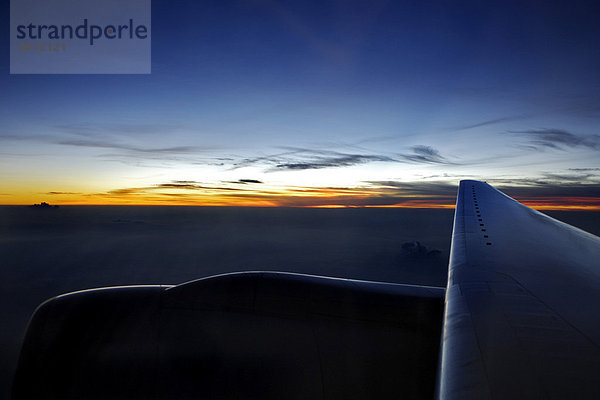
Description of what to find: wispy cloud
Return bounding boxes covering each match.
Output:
[558,93,600,119]
[53,122,185,136]
[154,182,242,191]
[107,188,147,196]
[397,145,454,164]
[454,114,534,130]
[0,133,50,141]
[104,181,256,198]
[274,154,393,170]
[233,147,396,171]
[541,172,598,182]
[488,174,600,205]
[57,139,203,154]
[508,128,600,151]
[0,129,210,163]
[233,145,458,172]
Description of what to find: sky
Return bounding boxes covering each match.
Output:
[1,0,600,208]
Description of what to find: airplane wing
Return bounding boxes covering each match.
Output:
[438,180,600,399]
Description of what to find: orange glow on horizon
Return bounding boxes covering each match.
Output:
[2,187,599,211]
[516,196,600,211]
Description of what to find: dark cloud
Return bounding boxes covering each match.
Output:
[508,128,600,151]
[46,192,81,195]
[238,179,263,184]
[569,168,600,172]
[155,183,205,190]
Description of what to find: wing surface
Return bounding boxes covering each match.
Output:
[438,180,600,399]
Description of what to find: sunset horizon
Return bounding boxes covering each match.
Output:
[3,2,600,213]
[6,183,600,211]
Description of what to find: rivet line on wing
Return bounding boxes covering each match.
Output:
[472,185,492,246]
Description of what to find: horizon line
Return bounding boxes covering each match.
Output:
[2,203,599,211]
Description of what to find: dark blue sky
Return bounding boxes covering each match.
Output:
[2,0,600,206]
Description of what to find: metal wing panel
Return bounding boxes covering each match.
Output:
[438,180,600,399]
